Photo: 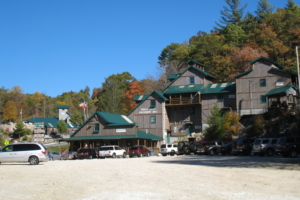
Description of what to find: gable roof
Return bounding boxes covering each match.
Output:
[161,65,216,93]
[127,91,168,116]
[200,82,236,94]
[250,56,284,69]
[234,69,253,78]
[25,117,76,128]
[70,111,137,137]
[265,85,299,96]
[96,111,136,126]
[186,59,206,67]
[271,67,298,76]
[164,84,204,94]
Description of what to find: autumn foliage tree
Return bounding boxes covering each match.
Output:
[3,100,18,122]
[122,81,144,114]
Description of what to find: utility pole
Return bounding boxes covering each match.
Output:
[296,46,300,90]
[249,80,252,115]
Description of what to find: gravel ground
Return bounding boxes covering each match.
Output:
[0,155,300,200]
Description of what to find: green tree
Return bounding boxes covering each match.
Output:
[14,120,27,138]
[3,100,18,122]
[202,104,227,141]
[215,0,248,30]
[96,72,136,114]
[57,120,68,134]
[223,23,247,46]
[70,111,84,124]
[255,0,275,21]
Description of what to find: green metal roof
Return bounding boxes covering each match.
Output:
[127,91,168,116]
[250,56,284,69]
[71,111,137,137]
[25,118,77,128]
[96,111,136,126]
[265,85,299,96]
[161,65,216,93]
[164,84,204,94]
[234,69,253,78]
[61,130,162,141]
[167,73,180,80]
[200,82,236,94]
[57,105,69,109]
[133,94,149,102]
[271,68,298,76]
[186,59,205,67]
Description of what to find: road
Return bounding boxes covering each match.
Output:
[0,154,299,200]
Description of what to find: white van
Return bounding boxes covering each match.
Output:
[0,142,48,165]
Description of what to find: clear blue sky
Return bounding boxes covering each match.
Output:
[0,0,298,97]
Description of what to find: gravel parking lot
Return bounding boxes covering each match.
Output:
[1,155,300,200]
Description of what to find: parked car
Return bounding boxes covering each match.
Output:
[99,145,126,158]
[200,140,230,155]
[232,138,255,156]
[159,143,178,156]
[61,151,77,160]
[77,148,97,159]
[0,142,48,165]
[128,145,150,157]
[276,136,300,158]
[192,141,212,155]
[177,141,196,155]
[253,138,277,156]
[220,143,232,155]
[47,151,62,161]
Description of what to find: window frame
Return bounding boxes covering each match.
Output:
[260,79,266,87]
[189,77,195,84]
[260,95,267,104]
[150,115,156,124]
[150,100,156,108]
[93,123,100,134]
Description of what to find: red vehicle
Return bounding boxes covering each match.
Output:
[128,145,150,157]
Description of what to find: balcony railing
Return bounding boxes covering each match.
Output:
[166,96,201,105]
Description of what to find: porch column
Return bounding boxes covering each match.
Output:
[137,139,139,145]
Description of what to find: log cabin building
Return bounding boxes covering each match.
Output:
[63,57,299,149]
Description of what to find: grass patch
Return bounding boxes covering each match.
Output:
[47,144,70,153]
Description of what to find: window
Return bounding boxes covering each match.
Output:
[260,95,267,104]
[217,94,224,103]
[93,123,100,134]
[189,77,195,84]
[150,100,156,108]
[150,115,156,124]
[260,79,266,87]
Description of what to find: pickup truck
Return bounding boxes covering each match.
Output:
[198,140,230,155]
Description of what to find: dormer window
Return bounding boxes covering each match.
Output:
[150,100,156,108]
[189,77,195,84]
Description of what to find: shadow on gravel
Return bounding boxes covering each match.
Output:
[152,155,300,170]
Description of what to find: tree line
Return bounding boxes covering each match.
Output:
[1,0,299,128]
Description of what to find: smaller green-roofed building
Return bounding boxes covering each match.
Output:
[60,111,163,152]
[24,105,77,136]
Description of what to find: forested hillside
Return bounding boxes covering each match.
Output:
[158,0,300,82]
[1,0,299,124]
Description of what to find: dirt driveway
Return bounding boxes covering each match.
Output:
[0,155,300,200]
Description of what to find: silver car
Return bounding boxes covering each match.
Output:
[0,142,48,165]
[253,138,278,156]
[47,151,62,161]
[61,151,77,160]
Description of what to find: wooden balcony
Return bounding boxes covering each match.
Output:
[166,95,201,106]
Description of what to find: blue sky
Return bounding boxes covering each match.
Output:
[0,0,298,97]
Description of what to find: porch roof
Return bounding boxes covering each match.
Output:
[60,130,162,141]
[265,85,299,96]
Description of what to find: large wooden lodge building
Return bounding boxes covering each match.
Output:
[62,57,299,150]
